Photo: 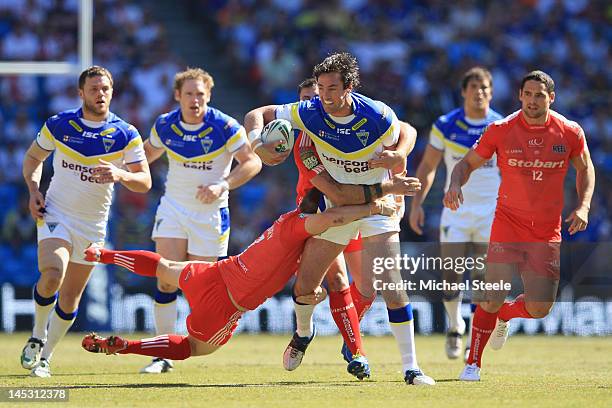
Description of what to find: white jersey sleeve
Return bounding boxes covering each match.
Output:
[428,124,445,151]
[149,125,164,149]
[225,125,247,153]
[37,123,56,151]
[123,125,146,164]
[381,106,400,147]
[275,102,303,130]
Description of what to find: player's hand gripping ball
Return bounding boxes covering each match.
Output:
[261,119,294,153]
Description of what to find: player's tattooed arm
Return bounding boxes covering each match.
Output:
[311,170,421,207]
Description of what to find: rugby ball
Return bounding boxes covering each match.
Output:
[260,119,294,153]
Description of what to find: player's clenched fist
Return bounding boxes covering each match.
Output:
[443,183,464,211]
[91,159,126,184]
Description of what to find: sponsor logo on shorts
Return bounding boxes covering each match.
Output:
[155,219,163,230]
[507,158,564,168]
[47,222,58,233]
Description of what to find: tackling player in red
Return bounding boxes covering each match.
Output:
[444,71,595,381]
[81,181,420,368]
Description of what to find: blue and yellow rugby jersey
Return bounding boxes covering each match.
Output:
[429,107,503,204]
[149,107,246,210]
[276,92,400,185]
[36,107,145,225]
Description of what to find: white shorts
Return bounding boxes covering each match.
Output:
[151,196,230,257]
[37,210,105,265]
[439,205,495,243]
[317,196,403,245]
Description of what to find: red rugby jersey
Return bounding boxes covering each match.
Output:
[474,110,585,222]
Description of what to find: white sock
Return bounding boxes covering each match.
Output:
[41,308,76,361]
[154,300,177,335]
[389,321,418,371]
[32,298,56,341]
[294,302,314,338]
[444,295,465,334]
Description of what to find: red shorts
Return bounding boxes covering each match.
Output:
[179,262,243,346]
[488,208,561,279]
[344,235,362,253]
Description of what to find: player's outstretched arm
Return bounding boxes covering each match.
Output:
[304,200,395,236]
[444,150,488,211]
[310,170,421,207]
[409,145,443,235]
[566,142,595,235]
[22,141,52,220]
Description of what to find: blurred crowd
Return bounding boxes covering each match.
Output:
[197,0,611,241]
[0,0,610,286]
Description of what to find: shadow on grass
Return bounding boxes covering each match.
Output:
[64,381,364,389]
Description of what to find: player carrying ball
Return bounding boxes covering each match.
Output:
[444,71,595,381]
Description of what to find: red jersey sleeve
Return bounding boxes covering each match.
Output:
[281,211,311,241]
[473,124,499,160]
[295,132,326,182]
[568,124,586,159]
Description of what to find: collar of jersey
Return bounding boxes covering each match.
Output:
[315,94,360,129]
[174,107,209,133]
[518,110,552,131]
[76,107,116,129]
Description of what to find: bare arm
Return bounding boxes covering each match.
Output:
[408,145,443,234]
[369,120,417,173]
[143,139,165,164]
[196,142,263,204]
[244,105,289,165]
[91,159,152,193]
[310,170,421,207]
[22,141,52,220]
[566,143,595,235]
[305,201,394,236]
[443,150,488,211]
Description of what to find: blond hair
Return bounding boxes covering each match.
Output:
[173,68,214,93]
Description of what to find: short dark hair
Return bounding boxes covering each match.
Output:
[461,67,493,90]
[313,52,360,89]
[298,188,322,214]
[78,66,113,89]
[520,70,555,93]
[297,78,317,97]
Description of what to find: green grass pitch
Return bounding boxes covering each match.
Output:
[1,333,610,407]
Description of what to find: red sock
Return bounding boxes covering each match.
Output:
[100,249,161,277]
[467,306,498,367]
[119,334,191,360]
[329,288,364,356]
[349,282,375,321]
[498,294,533,321]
